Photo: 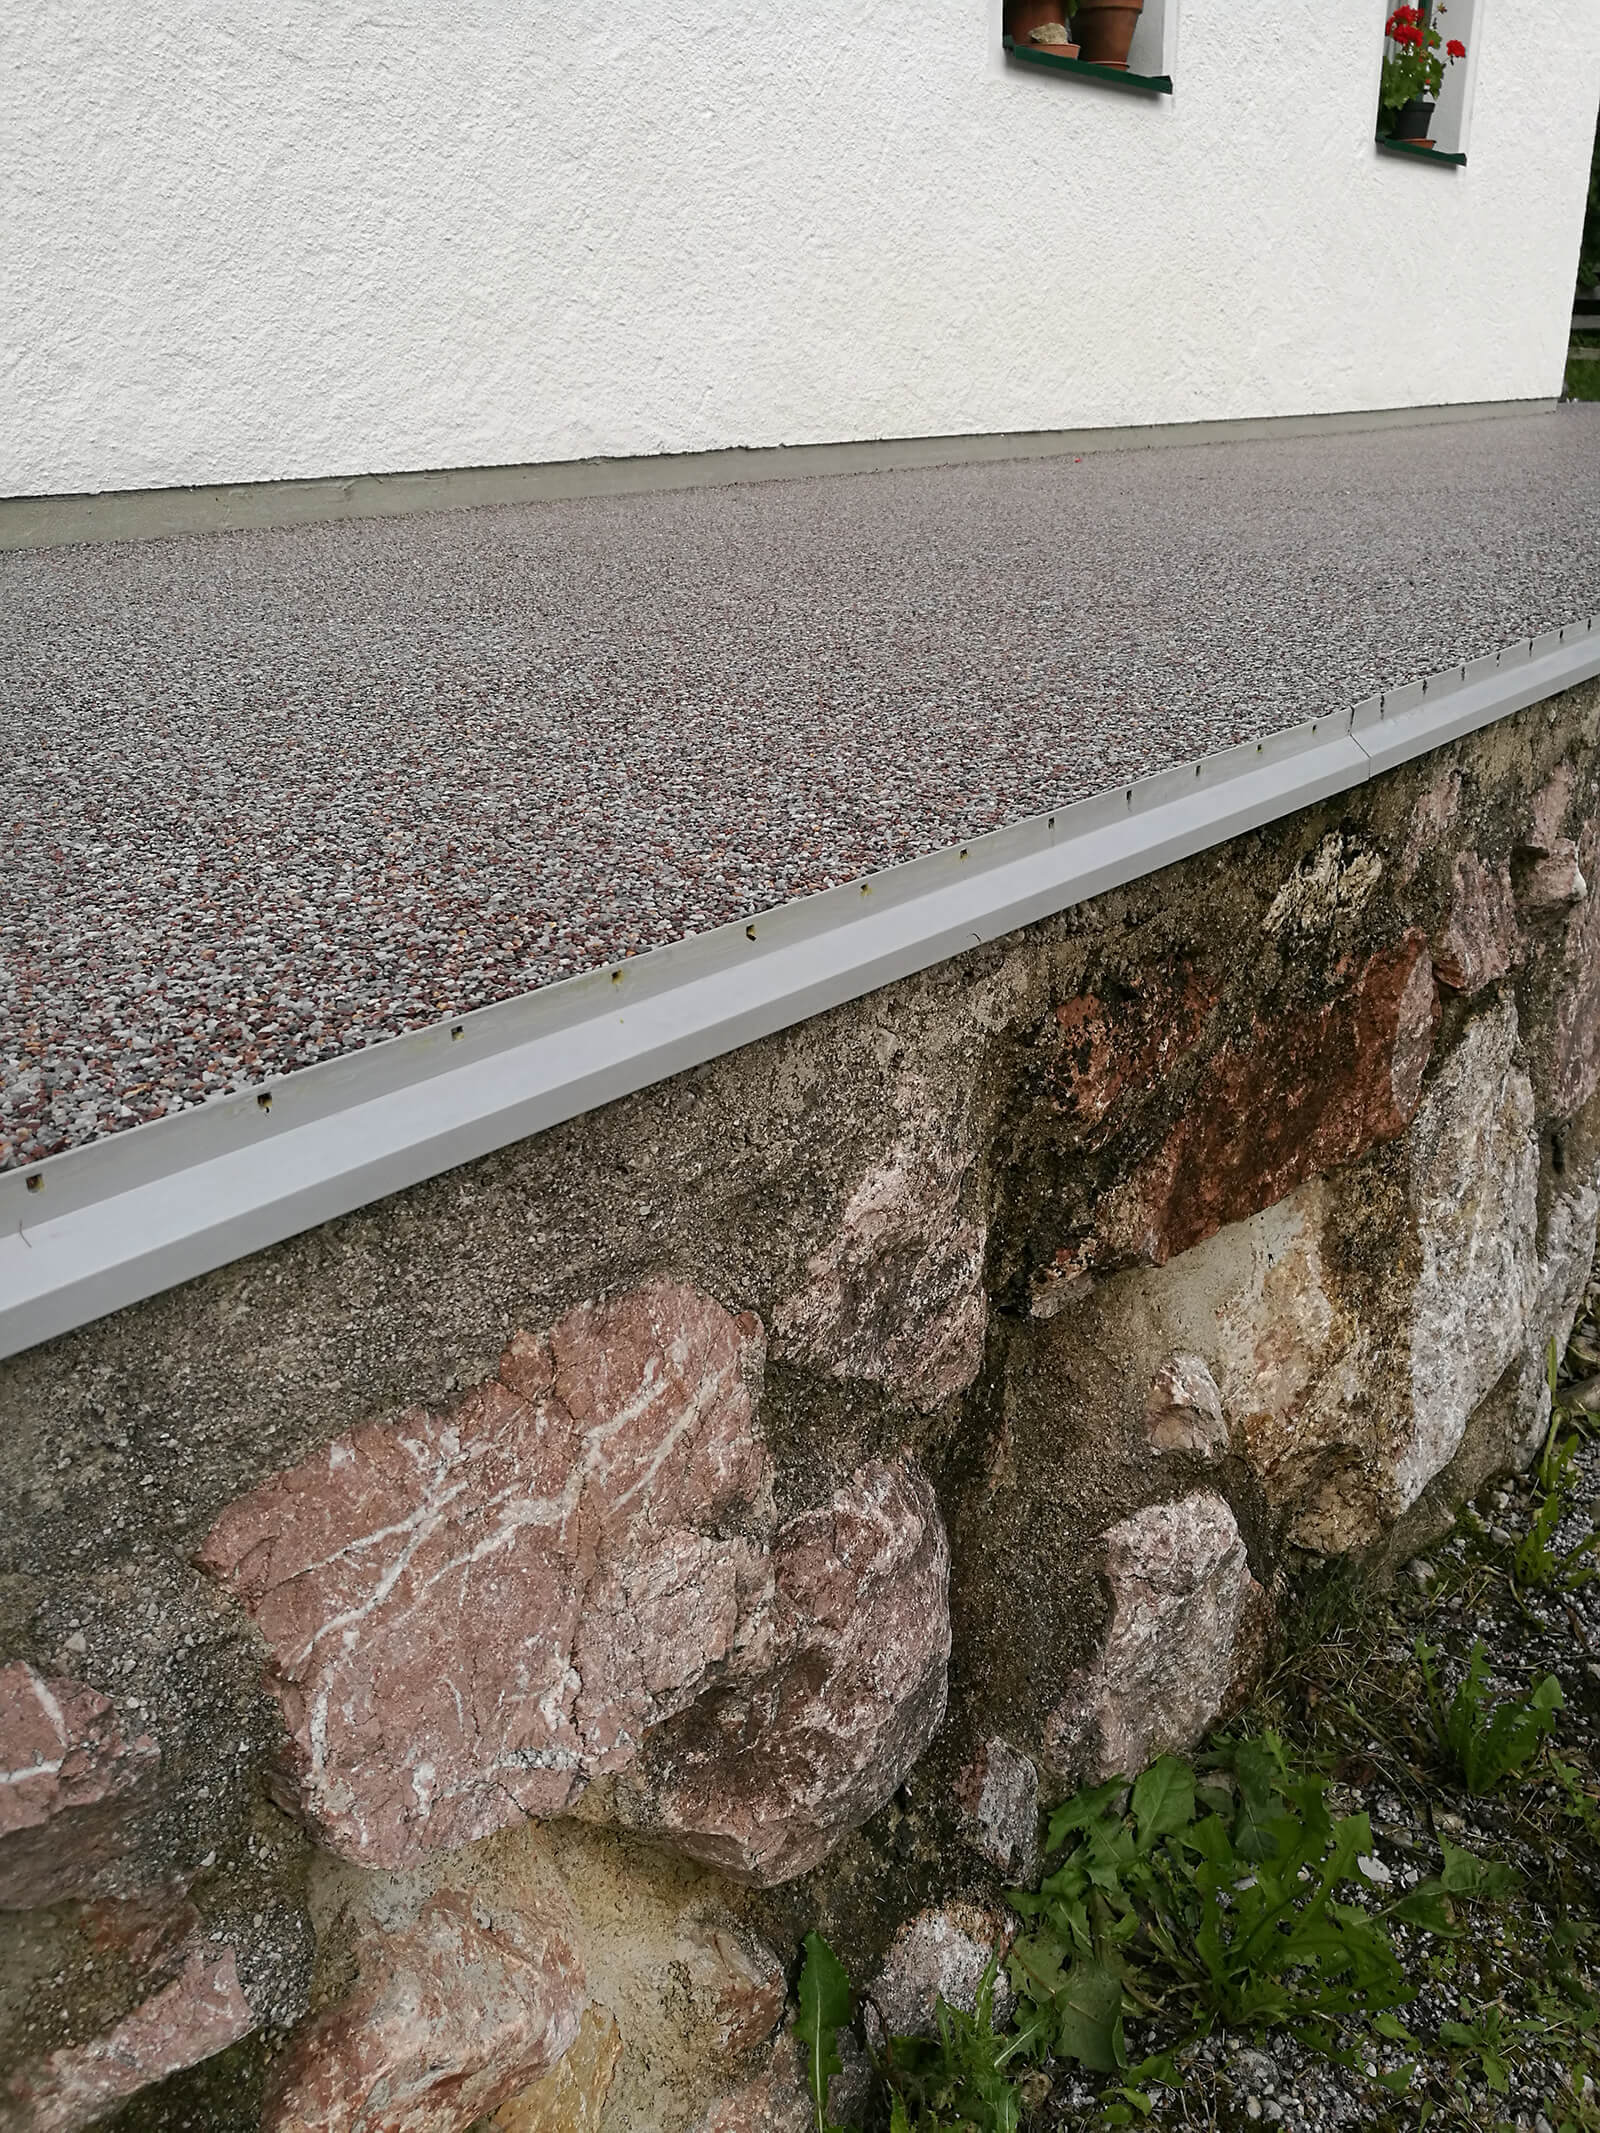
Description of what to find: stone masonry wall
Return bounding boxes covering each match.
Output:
[4,679,1600,2133]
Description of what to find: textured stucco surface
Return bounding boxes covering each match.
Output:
[5,405,1600,1170]
[3,0,1598,500]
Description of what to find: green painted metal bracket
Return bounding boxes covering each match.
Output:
[1376,135,1468,167]
[1002,36,1173,94]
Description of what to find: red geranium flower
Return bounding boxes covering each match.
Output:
[1380,1,1465,122]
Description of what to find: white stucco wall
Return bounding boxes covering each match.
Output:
[3,0,1598,499]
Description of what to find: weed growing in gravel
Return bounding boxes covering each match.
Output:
[881,1960,1045,2133]
[1008,1738,1429,2054]
[796,1733,1518,2132]
[1418,1636,1564,1792]
[797,1930,855,2133]
[1515,1474,1600,1592]
[1514,1359,1600,1593]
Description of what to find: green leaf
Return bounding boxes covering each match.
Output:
[1132,1756,1196,1850]
[794,1932,852,2133]
[1082,1818,1138,1894]
[1392,1881,1455,1934]
[1438,1837,1519,1901]
[1051,1959,1126,2073]
[1232,1736,1287,1862]
[1045,1776,1129,1853]
[1186,1809,1237,1874]
[1007,1930,1068,2007]
[1104,2086,1156,2119]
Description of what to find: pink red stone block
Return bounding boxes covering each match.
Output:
[198,1282,951,1888]
[197,1281,772,1867]
[1068,933,1436,1274]
[617,1456,951,1884]
[6,1944,254,2133]
[0,1662,159,1909]
[263,1892,584,2133]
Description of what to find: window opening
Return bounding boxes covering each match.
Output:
[1001,0,1178,94]
[1376,0,1480,165]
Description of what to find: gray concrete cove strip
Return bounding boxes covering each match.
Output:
[0,398,1556,550]
[1,617,1596,1359]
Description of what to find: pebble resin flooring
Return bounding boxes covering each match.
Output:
[4,405,1600,1171]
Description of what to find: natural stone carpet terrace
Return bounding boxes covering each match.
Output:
[3,403,1600,1171]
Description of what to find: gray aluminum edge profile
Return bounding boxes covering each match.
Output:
[3,615,1598,1360]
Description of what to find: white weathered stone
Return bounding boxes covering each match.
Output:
[1206,1186,1376,1550]
[773,1076,987,1414]
[1093,1000,1590,1553]
[1262,834,1383,936]
[1479,1177,1600,1475]
[867,1903,1014,2041]
[1044,1493,1268,1783]
[955,1735,1040,1882]
[1144,1352,1229,1460]
[1399,1002,1542,1508]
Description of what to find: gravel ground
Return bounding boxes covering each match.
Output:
[5,405,1600,1170]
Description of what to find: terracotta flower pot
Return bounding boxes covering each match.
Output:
[1072,0,1145,68]
[1006,0,1071,45]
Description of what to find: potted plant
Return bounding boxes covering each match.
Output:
[1071,0,1145,70]
[1378,4,1467,145]
[1005,1,1079,54]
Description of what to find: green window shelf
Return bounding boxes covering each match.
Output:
[1375,136,1467,167]
[1002,36,1172,94]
